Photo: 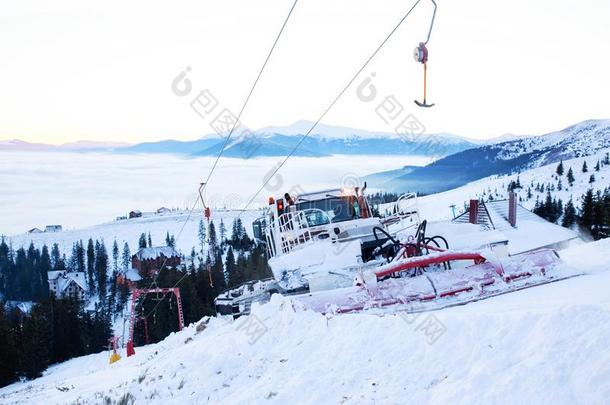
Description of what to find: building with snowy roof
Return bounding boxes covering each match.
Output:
[453,194,579,254]
[117,267,142,290]
[48,270,87,301]
[132,246,181,278]
[4,300,34,317]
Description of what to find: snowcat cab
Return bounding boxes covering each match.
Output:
[254,186,402,294]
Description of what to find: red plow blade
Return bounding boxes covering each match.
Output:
[292,249,578,315]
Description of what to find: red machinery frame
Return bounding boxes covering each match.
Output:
[126,287,185,357]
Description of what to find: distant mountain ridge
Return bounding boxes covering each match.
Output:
[1,121,480,158]
[119,121,478,158]
[0,139,130,152]
[367,119,610,194]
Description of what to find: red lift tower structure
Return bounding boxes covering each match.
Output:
[126,287,185,357]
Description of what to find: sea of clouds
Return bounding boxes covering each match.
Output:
[0,152,429,235]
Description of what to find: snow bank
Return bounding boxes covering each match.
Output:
[560,238,610,275]
[2,242,610,404]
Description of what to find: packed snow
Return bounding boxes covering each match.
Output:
[0,238,608,404]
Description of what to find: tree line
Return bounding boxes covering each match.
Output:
[0,296,111,387]
[0,238,124,388]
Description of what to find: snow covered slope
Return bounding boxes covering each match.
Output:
[495,119,610,162]
[7,209,259,259]
[1,239,609,404]
[413,149,610,222]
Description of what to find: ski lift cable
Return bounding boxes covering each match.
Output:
[142,0,428,322]
[138,1,300,321]
[423,0,437,45]
[239,0,425,215]
[200,0,300,194]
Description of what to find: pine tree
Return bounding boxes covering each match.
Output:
[578,189,596,231]
[121,242,131,270]
[567,167,575,186]
[595,160,600,172]
[554,198,563,223]
[95,241,108,303]
[13,248,28,300]
[68,243,78,272]
[557,179,563,191]
[50,243,62,270]
[138,233,147,249]
[208,221,217,252]
[39,245,51,299]
[589,174,595,184]
[76,241,85,273]
[198,219,206,256]
[0,237,9,296]
[544,192,553,222]
[591,190,609,239]
[582,161,588,173]
[604,152,610,165]
[189,247,197,272]
[225,247,239,288]
[164,232,175,247]
[147,233,152,248]
[112,240,119,273]
[219,219,227,245]
[26,243,43,299]
[562,198,576,227]
[230,219,240,246]
[211,251,226,292]
[556,161,564,176]
[86,239,95,294]
[108,269,118,316]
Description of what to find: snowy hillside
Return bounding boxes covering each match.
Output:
[7,210,260,259]
[368,119,610,193]
[496,119,610,162]
[412,149,610,222]
[1,238,609,404]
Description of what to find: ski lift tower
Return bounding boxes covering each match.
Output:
[126,287,185,357]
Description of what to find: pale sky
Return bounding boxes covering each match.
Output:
[1,0,609,144]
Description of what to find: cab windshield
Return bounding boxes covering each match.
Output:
[296,196,359,224]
